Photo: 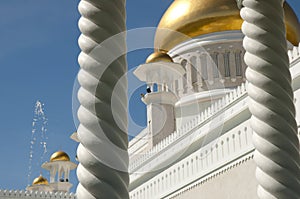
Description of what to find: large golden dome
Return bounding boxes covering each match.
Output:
[32,175,48,185]
[154,0,300,51]
[50,151,70,162]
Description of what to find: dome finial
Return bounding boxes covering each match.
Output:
[32,175,48,185]
[50,151,70,162]
[145,51,173,64]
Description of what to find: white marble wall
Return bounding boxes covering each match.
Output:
[170,158,257,199]
[130,121,254,199]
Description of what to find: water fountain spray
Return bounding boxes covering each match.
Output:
[27,100,48,186]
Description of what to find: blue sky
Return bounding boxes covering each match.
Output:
[0,0,298,193]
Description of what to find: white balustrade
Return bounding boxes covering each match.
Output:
[0,190,75,199]
[129,83,248,171]
[130,122,254,199]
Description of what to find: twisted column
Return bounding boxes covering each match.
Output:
[239,0,300,198]
[76,0,129,198]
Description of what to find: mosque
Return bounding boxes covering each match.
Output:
[26,151,77,193]
[128,0,300,198]
[0,150,77,199]
[1,0,300,198]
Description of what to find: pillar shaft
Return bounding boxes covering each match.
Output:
[76,0,129,198]
[240,0,300,198]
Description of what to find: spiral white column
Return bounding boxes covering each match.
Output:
[76,0,129,198]
[239,0,300,198]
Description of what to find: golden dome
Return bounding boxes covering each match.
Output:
[50,151,70,162]
[146,51,173,63]
[32,175,48,185]
[155,0,300,51]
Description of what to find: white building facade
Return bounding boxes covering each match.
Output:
[128,0,300,198]
[129,42,300,199]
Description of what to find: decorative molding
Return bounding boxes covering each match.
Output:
[172,46,246,96]
[168,153,254,199]
[130,122,254,199]
[0,190,75,199]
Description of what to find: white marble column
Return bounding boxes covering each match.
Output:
[217,51,225,83]
[229,50,236,82]
[207,53,214,85]
[186,60,194,93]
[196,54,203,90]
[239,0,300,198]
[178,78,184,96]
[76,0,129,198]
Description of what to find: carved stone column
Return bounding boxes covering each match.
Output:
[238,0,300,198]
[76,0,129,198]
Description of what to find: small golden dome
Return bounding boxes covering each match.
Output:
[146,51,173,63]
[50,151,70,162]
[155,0,300,51]
[32,175,48,185]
